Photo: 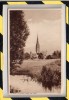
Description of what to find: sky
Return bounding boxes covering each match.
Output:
[23,9,62,54]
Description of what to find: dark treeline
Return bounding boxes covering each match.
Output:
[23,50,61,60]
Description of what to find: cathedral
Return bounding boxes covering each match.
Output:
[30,35,40,59]
[30,35,47,59]
[36,35,40,55]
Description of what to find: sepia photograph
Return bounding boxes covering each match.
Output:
[3,5,66,97]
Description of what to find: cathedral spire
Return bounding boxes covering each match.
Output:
[36,34,40,54]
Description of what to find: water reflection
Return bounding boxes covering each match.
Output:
[10,75,60,93]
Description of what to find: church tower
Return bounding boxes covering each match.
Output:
[36,35,40,54]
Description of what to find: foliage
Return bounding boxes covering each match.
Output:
[41,66,61,90]
[52,50,61,58]
[24,52,30,59]
[10,10,29,65]
[38,53,44,59]
[46,50,61,59]
[46,55,52,59]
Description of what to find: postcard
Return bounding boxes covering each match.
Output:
[3,4,66,97]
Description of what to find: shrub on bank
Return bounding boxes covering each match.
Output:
[40,66,61,90]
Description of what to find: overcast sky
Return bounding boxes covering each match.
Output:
[23,9,62,54]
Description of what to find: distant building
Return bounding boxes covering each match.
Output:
[36,35,40,54]
[29,35,47,59]
[30,52,38,59]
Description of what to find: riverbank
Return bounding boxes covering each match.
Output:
[10,75,61,94]
[10,59,61,92]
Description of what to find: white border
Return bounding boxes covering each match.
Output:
[3,4,66,97]
[3,5,8,97]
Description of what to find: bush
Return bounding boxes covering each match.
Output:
[46,55,52,59]
[40,66,61,90]
[38,53,44,59]
[24,52,30,59]
[52,50,61,59]
[53,70,61,86]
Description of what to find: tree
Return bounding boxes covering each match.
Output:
[46,55,52,59]
[10,10,29,65]
[52,50,61,59]
[24,52,30,59]
[38,53,44,59]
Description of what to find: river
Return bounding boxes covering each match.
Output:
[10,75,60,94]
